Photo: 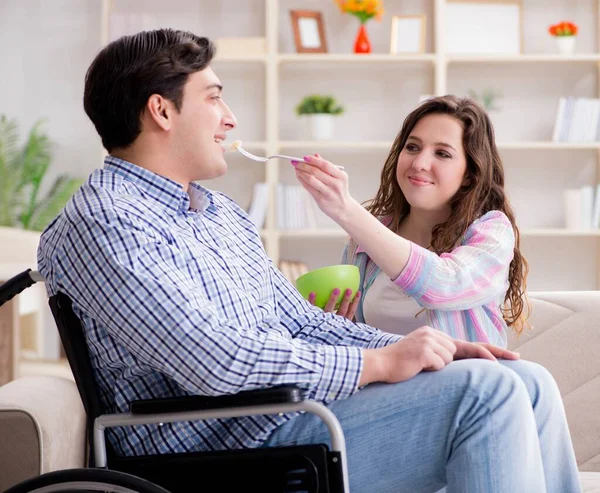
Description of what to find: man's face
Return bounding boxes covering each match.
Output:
[172,67,237,182]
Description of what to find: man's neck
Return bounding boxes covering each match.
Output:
[111,141,189,192]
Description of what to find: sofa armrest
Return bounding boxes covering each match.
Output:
[0,375,86,491]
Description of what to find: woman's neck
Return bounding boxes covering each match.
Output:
[397,208,449,249]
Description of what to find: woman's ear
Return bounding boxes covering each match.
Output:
[462,174,471,187]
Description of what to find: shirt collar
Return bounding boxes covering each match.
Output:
[104,156,217,215]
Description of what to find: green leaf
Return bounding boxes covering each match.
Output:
[19,119,52,228]
[0,114,82,231]
[0,115,23,227]
[26,175,84,231]
[295,94,345,115]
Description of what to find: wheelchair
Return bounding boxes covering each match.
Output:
[1,269,350,493]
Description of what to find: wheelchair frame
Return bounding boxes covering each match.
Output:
[0,268,350,493]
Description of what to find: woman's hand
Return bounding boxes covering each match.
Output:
[308,288,361,321]
[292,154,357,223]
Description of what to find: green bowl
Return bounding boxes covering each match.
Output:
[295,265,360,309]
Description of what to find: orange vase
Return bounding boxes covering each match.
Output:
[353,23,371,54]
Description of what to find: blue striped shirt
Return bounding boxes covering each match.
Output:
[37,156,401,456]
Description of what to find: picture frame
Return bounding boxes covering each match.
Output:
[446,0,523,54]
[390,15,426,54]
[290,10,328,53]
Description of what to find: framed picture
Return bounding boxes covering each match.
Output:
[390,15,426,54]
[290,10,328,53]
[446,0,522,54]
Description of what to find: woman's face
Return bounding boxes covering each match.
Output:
[396,113,469,214]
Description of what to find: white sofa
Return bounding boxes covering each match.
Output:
[0,291,599,491]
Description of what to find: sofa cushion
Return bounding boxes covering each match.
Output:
[508,292,600,472]
[582,471,600,493]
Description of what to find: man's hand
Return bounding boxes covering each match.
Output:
[359,326,520,387]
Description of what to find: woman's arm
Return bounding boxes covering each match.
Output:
[294,156,515,311]
[294,155,412,279]
[394,211,514,310]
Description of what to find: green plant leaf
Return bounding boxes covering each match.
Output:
[26,175,84,231]
[295,94,345,115]
[0,115,22,227]
[19,119,52,228]
[0,114,82,231]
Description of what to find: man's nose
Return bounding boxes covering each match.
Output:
[223,103,237,130]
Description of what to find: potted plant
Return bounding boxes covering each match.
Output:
[0,115,84,233]
[467,88,503,112]
[295,95,344,140]
[548,21,578,55]
[335,0,384,54]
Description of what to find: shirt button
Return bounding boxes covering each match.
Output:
[328,393,336,400]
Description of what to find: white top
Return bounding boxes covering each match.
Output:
[363,269,426,336]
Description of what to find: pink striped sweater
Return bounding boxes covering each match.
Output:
[341,210,515,347]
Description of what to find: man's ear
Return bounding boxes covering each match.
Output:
[145,94,173,131]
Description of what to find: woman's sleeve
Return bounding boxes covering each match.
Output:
[392,211,515,311]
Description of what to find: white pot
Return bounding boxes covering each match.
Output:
[308,114,335,141]
[556,36,576,55]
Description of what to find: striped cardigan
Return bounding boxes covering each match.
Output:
[341,210,515,348]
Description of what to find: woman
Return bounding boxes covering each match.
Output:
[294,95,530,348]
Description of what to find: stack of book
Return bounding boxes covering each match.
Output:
[275,184,319,230]
[247,182,269,229]
[552,97,600,142]
[564,184,600,229]
[246,183,322,230]
[278,259,309,284]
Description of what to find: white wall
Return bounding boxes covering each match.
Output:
[2,0,599,291]
[0,0,105,189]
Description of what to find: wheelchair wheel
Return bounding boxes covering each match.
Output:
[4,468,172,493]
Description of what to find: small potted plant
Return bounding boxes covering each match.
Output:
[295,94,344,141]
[548,21,578,55]
[467,88,503,112]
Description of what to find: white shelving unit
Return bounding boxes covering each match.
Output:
[101,0,600,291]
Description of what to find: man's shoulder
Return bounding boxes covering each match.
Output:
[61,170,146,225]
[40,170,150,248]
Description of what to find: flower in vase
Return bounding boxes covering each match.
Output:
[335,0,384,24]
[548,21,578,36]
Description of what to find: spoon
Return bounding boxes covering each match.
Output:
[230,141,345,170]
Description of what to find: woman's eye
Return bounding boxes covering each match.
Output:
[437,151,451,158]
[212,96,221,101]
[406,144,419,151]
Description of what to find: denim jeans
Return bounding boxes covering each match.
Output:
[263,359,582,493]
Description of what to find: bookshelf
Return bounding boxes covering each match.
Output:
[101,0,600,291]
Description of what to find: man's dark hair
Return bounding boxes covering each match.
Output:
[83,29,215,152]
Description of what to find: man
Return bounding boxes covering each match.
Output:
[38,29,581,492]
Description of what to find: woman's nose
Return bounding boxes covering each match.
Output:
[411,152,431,171]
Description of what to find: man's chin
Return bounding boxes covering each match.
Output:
[195,160,228,181]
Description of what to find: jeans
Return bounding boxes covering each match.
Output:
[263,359,582,493]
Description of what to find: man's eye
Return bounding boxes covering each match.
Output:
[212,96,221,101]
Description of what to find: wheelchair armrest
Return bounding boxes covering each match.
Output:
[130,385,304,415]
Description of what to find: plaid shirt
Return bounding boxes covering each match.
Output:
[37,156,400,456]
